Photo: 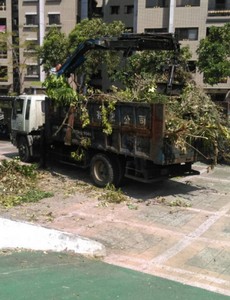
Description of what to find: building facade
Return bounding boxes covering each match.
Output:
[0,0,229,98]
[100,0,230,100]
[0,0,79,95]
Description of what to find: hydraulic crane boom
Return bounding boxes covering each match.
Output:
[57,33,180,77]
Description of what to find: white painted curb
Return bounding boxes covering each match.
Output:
[0,218,106,257]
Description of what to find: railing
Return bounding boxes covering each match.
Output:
[208,10,230,17]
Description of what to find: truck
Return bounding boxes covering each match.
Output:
[11,33,200,187]
[0,96,14,139]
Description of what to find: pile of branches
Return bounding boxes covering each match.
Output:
[43,74,230,164]
[92,79,230,164]
[165,84,230,163]
[0,158,52,208]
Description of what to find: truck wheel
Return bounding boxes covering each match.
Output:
[18,137,31,162]
[90,153,119,188]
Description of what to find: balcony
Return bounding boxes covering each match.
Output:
[207,9,230,22]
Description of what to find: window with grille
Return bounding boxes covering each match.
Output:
[25,14,38,25]
[176,0,200,7]
[48,14,60,25]
[0,66,7,82]
[216,0,226,10]
[0,1,6,11]
[26,65,39,76]
[25,40,38,52]
[146,0,169,8]
[110,6,120,14]
[124,5,134,14]
[0,41,7,58]
[175,28,198,40]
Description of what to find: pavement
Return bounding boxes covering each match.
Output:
[0,140,230,299]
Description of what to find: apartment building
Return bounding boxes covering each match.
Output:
[101,0,230,100]
[0,0,229,97]
[0,0,78,95]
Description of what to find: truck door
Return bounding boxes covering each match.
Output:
[11,97,26,133]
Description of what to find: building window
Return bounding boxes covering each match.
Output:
[145,28,168,33]
[216,0,226,10]
[0,23,6,33]
[25,39,38,52]
[175,28,198,40]
[0,66,7,82]
[0,41,7,58]
[110,6,120,15]
[0,1,6,11]
[26,65,39,77]
[187,61,196,73]
[176,0,200,6]
[124,5,134,14]
[25,14,38,26]
[146,0,169,8]
[93,7,103,18]
[48,13,61,25]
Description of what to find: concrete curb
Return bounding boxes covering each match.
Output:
[0,218,106,257]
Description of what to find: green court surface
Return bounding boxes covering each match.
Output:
[0,251,228,300]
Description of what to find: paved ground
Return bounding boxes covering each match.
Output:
[1,140,230,298]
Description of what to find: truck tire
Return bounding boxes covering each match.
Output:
[90,153,119,188]
[18,137,32,162]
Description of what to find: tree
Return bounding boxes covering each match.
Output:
[0,31,38,94]
[68,18,125,88]
[113,45,192,89]
[196,23,230,85]
[38,26,69,73]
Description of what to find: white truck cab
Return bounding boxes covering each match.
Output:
[11,94,46,162]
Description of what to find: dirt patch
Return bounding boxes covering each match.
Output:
[0,163,134,225]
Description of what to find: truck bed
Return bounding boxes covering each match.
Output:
[45,99,197,166]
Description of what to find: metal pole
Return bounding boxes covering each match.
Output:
[39,0,45,82]
[169,0,175,33]
[133,0,138,33]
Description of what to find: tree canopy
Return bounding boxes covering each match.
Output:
[113,45,192,89]
[39,19,125,88]
[196,23,230,85]
[38,27,69,73]
[68,18,125,86]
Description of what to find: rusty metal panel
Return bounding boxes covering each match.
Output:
[46,99,198,165]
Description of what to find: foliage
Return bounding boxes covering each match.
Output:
[113,46,192,88]
[0,31,38,94]
[68,18,125,52]
[0,158,53,208]
[38,26,69,73]
[100,99,117,135]
[165,84,230,163]
[98,184,127,205]
[42,74,78,105]
[68,18,125,86]
[92,75,168,104]
[196,23,230,85]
